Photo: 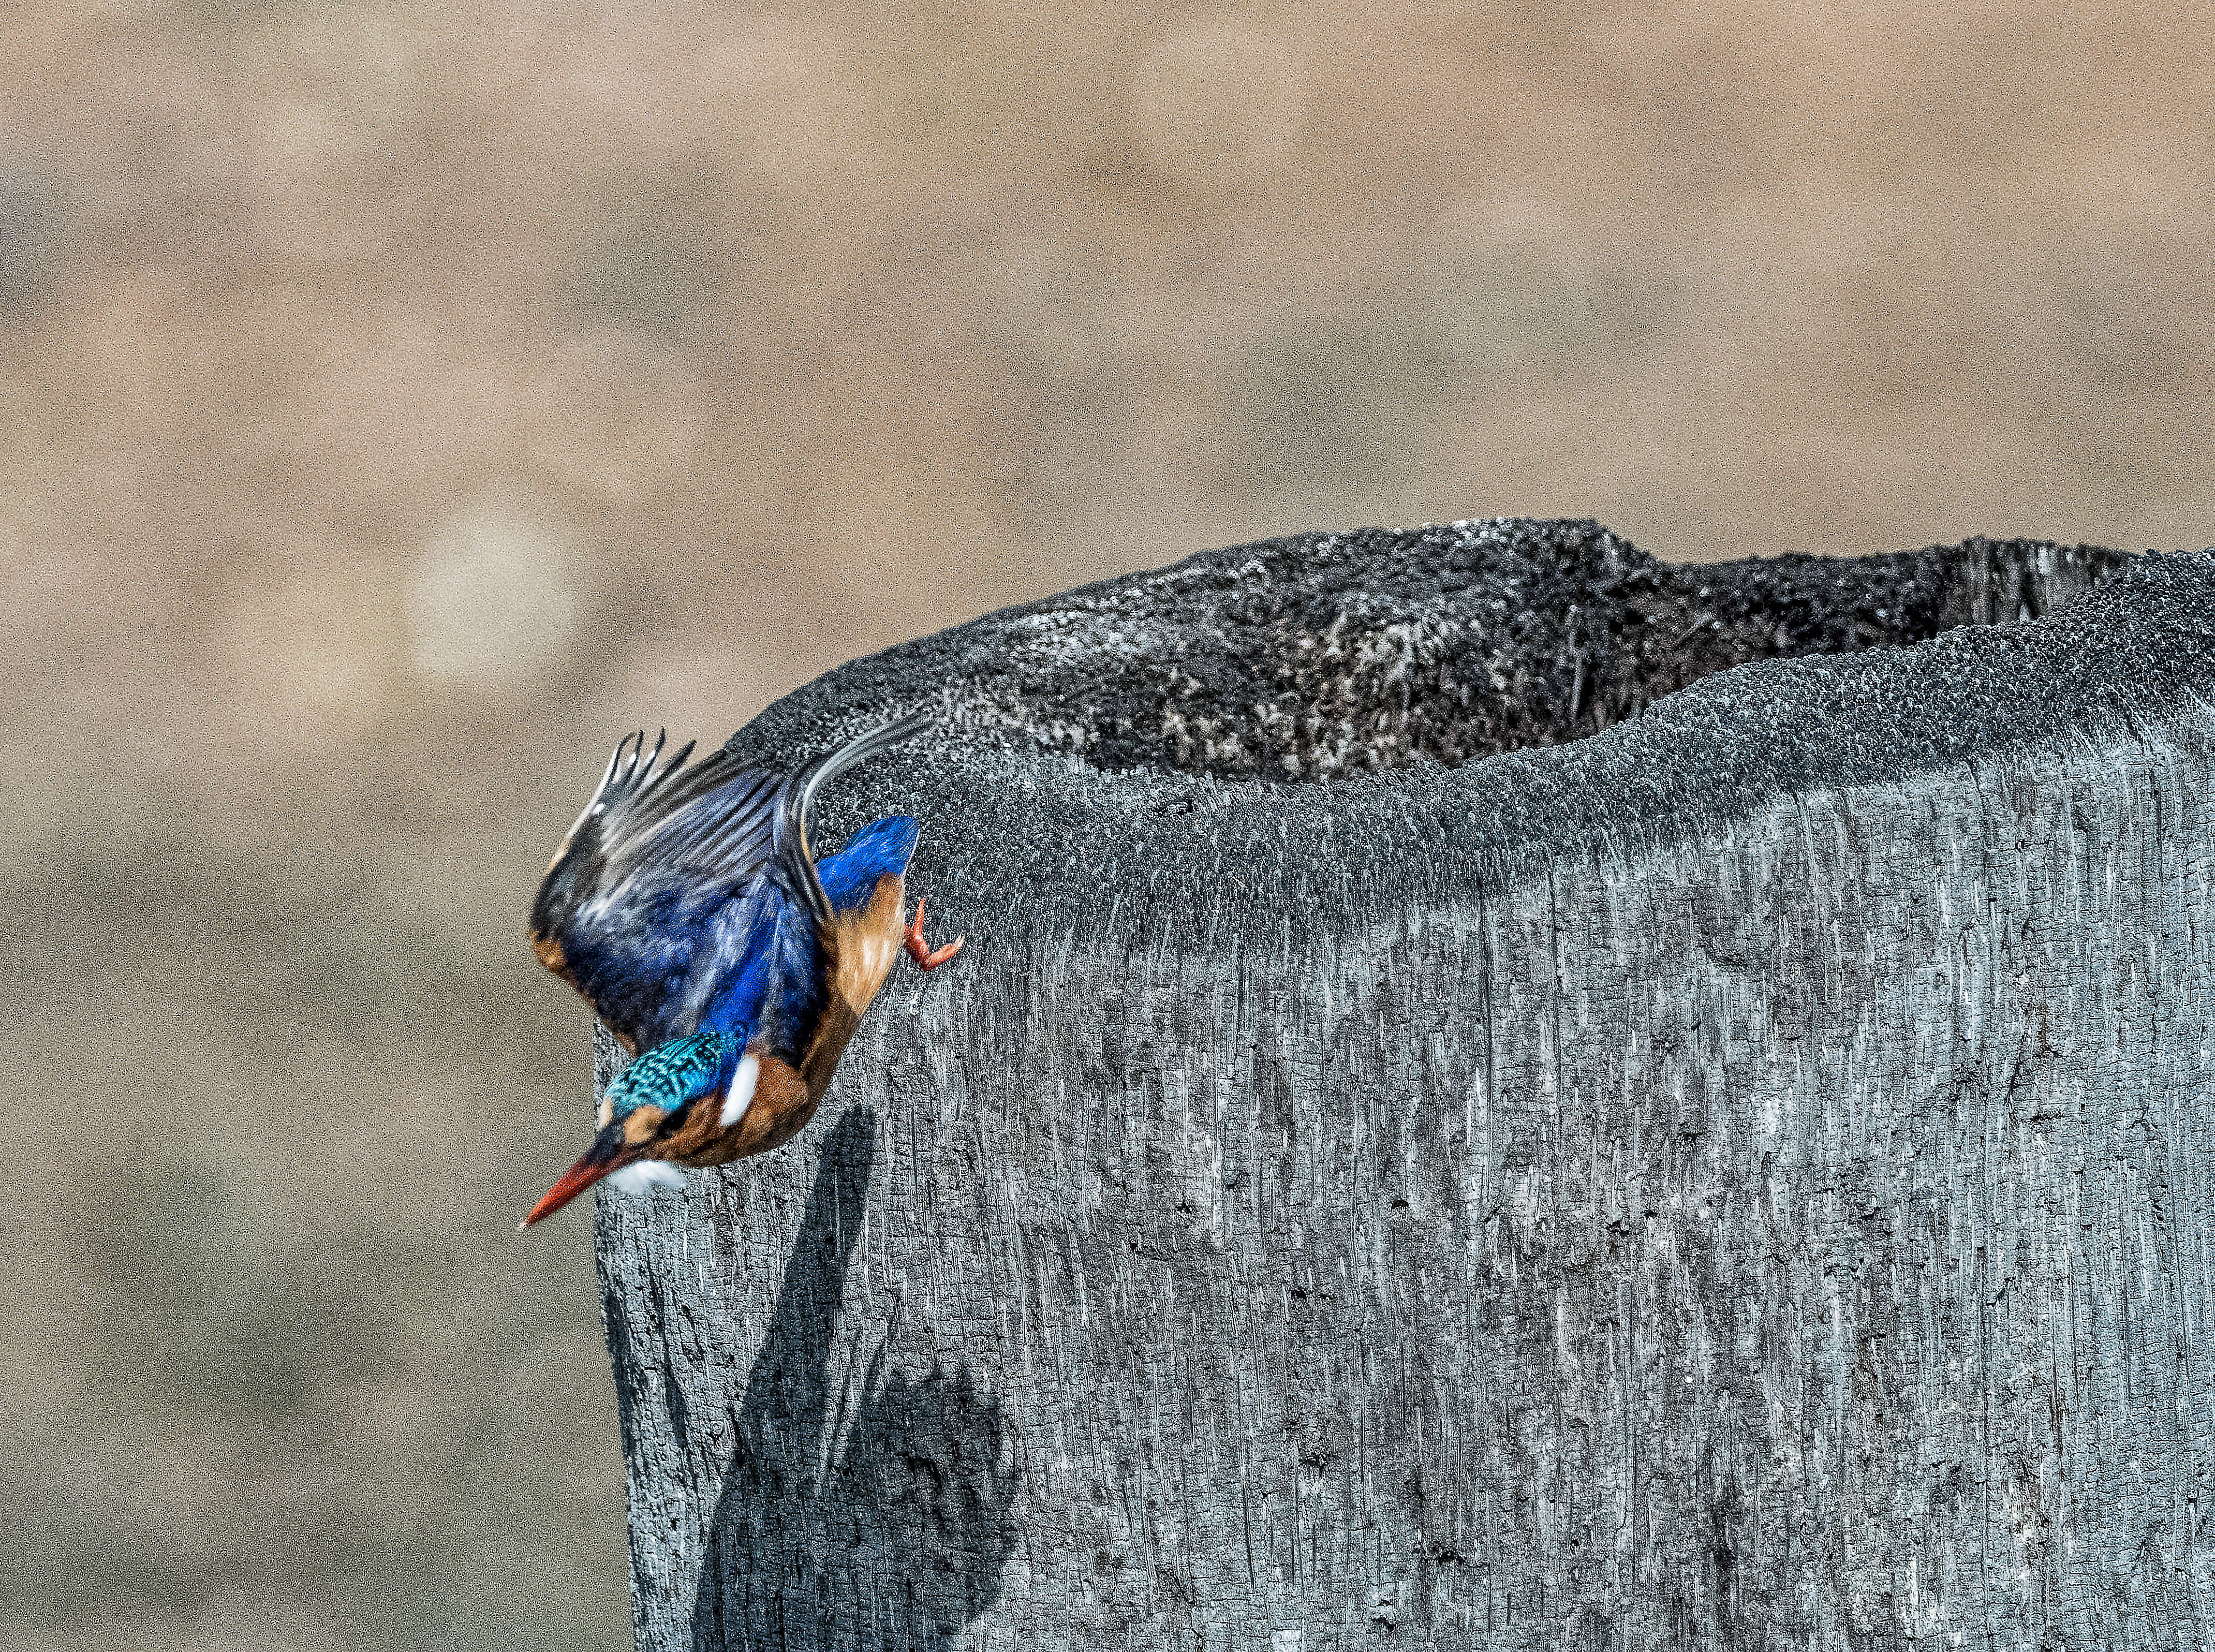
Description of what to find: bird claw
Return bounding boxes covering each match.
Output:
[904,897,965,971]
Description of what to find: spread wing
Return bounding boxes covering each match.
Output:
[528,716,924,1053]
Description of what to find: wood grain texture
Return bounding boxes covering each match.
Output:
[590,522,2215,1648]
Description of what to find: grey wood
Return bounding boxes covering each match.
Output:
[588,519,2215,1649]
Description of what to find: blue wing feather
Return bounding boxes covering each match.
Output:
[761,898,828,1057]
[531,734,792,1051]
[692,888,783,1041]
[531,725,925,1057]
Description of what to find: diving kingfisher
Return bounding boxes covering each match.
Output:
[520,713,963,1228]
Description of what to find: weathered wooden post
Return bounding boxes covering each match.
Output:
[594,518,2215,1649]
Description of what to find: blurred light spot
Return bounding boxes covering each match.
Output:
[1132,23,1305,190]
[407,507,576,685]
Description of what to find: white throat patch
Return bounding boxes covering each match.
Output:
[719,1051,761,1128]
[609,1160,687,1196]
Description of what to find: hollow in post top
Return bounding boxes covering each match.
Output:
[728,519,2211,940]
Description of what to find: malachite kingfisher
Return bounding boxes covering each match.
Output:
[520,714,963,1228]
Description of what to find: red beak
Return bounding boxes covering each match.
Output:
[521,1121,638,1229]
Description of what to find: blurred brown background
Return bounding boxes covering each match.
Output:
[2,3,2207,1646]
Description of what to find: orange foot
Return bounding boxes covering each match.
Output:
[904,896,965,971]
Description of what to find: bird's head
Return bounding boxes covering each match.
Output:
[520,1030,733,1228]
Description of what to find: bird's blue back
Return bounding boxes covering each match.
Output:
[685,814,921,1060]
[817,815,919,910]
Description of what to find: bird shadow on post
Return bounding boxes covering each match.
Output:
[684,1107,1017,1648]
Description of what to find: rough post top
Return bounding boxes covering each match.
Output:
[728,519,2214,940]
